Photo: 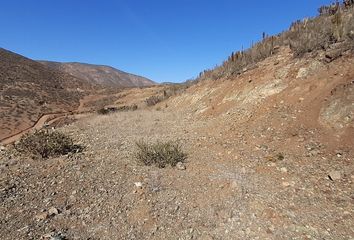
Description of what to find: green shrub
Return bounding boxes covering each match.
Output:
[15,130,83,158]
[135,140,187,168]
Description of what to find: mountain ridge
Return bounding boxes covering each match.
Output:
[39,61,155,88]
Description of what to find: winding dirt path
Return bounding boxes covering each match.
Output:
[0,93,116,145]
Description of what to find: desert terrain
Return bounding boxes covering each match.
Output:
[1,44,354,239]
[1,3,354,240]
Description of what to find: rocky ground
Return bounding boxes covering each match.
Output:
[1,46,354,239]
[1,106,353,239]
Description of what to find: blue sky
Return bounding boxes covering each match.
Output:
[0,0,332,83]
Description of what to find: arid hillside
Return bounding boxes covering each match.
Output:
[0,48,95,141]
[1,3,354,240]
[1,44,353,239]
[39,61,155,88]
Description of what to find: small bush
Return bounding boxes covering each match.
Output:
[135,140,187,168]
[15,130,83,158]
[97,108,110,115]
[145,95,163,106]
[98,105,138,114]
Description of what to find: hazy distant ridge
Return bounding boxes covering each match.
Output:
[39,61,155,88]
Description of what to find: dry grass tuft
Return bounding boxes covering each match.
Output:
[15,130,83,158]
[135,140,187,168]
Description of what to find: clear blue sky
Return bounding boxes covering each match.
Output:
[0,0,332,83]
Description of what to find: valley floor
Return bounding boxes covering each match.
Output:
[1,108,353,239]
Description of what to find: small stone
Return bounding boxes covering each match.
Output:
[282,182,290,187]
[230,180,239,190]
[176,162,186,170]
[280,167,288,173]
[328,171,341,181]
[134,182,143,188]
[35,212,48,221]
[0,146,6,151]
[48,207,59,216]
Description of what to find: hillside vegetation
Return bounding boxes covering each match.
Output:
[198,2,354,81]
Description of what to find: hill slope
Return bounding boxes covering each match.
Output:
[0,48,94,140]
[39,61,155,88]
[1,47,353,239]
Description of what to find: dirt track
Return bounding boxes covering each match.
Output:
[0,93,121,145]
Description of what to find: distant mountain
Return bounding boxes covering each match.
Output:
[0,48,94,140]
[39,61,155,88]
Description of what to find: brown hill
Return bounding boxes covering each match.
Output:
[39,61,155,88]
[0,48,94,140]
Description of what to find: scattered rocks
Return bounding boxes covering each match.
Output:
[42,232,66,240]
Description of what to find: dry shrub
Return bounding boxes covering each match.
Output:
[145,95,163,106]
[145,84,189,106]
[97,108,110,115]
[97,105,138,114]
[135,140,187,168]
[15,130,83,158]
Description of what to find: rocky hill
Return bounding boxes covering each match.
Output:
[39,61,155,88]
[0,48,94,141]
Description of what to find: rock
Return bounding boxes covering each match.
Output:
[176,162,186,170]
[328,171,341,181]
[296,61,323,79]
[35,212,48,221]
[48,207,59,216]
[134,182,143,188]
[296,68,308,79]
[282,182,290,187]
[324,49,342,63]
[42,232,66,240]
[0,145,6,151]
[280,167,288,173]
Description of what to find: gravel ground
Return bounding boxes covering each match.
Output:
[1,108,353,240]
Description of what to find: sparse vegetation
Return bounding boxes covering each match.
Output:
[145,95,163,106]
[15,130,83,158]
[97,104,138,114]
[97,108,110,115]
[276,152,285,161]
[135,140,187,168]
[197,2,354,81]
[145,84,190,106]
